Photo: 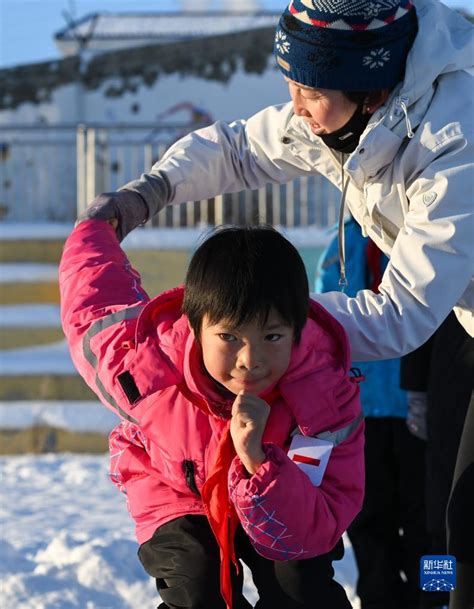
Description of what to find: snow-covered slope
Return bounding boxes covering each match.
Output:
[0,453,360,609]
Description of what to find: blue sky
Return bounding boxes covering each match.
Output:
[0,0,471,69]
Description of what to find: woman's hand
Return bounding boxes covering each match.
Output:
[230,391,270,475]
[76,190,149,241]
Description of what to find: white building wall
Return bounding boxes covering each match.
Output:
[0,63,289,222]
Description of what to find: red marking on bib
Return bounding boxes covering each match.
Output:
[292,454,321,467]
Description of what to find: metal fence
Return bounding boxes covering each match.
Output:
[0,124,340,227]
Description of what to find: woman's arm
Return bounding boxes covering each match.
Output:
[314,136,474,360]
[123,102,315,206]
[81,103,319,240]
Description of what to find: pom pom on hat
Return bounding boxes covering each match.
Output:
[274,0,418,91]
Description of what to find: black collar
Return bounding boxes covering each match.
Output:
[319,103,371,153]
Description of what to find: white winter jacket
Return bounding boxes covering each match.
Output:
[125,0,474,360]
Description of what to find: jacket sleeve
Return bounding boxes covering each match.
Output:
[121,102,318,210]
[228,378,364,561]
[313,134,474,360]
[59,220,149,422]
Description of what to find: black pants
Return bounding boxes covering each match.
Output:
[427,314,474,609]
[401,312,474,609]
[347,418,429,609]
[425,313,472,552]
[138,514,352,609]
[448,393,474,609]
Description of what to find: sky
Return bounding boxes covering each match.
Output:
[0,0,471,69]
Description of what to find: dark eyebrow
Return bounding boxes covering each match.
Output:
[215,322,288,332]
[264,323,289,331]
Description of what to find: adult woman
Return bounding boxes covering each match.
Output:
[82,0,473,607]
[88,0,473,359]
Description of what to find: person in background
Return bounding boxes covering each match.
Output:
[316,216,429,609]
[401,314,473,609]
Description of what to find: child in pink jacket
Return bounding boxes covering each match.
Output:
[60,219,364,609]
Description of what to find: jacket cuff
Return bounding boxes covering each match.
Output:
[121,169,172,219]
[228,443,287,496]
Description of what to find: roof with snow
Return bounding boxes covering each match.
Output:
[0,23,277,110]
[55,11,280,56]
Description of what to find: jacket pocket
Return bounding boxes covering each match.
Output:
[182,460,201,497]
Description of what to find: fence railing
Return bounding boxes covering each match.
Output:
[0,123,340,227]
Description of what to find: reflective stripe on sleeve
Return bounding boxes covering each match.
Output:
[290,411,365,446]
[315,411,364,447]
[82,305,145,423]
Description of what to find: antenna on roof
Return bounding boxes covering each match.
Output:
[67,0,76,18]
[61,0,97,55]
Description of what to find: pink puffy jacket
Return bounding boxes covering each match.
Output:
[60,220,364,559]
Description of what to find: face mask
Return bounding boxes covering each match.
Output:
[319,103,371,154]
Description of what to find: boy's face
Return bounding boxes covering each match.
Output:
[199,309,294,396]
[285,76,358,135]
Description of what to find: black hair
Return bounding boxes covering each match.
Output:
[183,225,309,342]
[342,90,368,105]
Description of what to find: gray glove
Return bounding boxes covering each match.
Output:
[406,391,428,441]
[77,171,172,241]
[77,190,149,242]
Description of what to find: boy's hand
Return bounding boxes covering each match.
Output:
[230,391,270,475]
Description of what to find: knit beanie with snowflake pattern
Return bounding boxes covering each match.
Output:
[274,0,418,91]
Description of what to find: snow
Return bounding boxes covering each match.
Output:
[0,340,75,375]
[0,453,360,609]
[122,225,332,250]
[122,226,214,250]
[281,225,333,247]
[0,264,58,283]
[0,402,119,433]
[61,13,280,42]
[0,305,61,328]
[0,224,73,240]
[0,223,332,249]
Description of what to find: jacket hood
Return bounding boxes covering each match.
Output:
[338,1,473,192]
[135,286,352,418]
[401,0,473,108]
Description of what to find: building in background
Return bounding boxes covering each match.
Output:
[0,9,290,222]
[55,10,279,57]
[0,9,284,126]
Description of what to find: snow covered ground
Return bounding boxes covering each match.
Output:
[0,305,61,328]
[0,223,333,249]
[0,339,75,375]
[0,264,59,283]
[0,401,118,433]
[0,454,360,609]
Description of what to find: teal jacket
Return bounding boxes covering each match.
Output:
[315,217,407,418]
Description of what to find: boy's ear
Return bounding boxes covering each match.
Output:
[187,319,200,342]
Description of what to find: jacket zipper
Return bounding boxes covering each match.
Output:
[395,96,414,138]
[183,460,201,497]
